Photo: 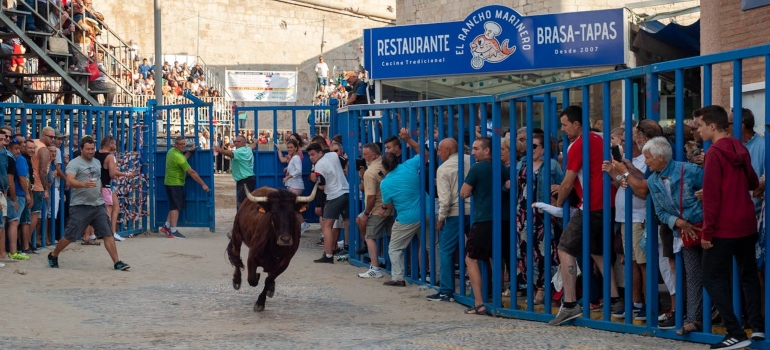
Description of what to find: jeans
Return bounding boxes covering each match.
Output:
[702,234,765,337]
[439,215,467,296]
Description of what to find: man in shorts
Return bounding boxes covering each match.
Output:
[355,143,393,278]
[30,126,54,248]
[459,137,494,313]
[550,106,621,325]
[160,136,210,239]
[47,137,130,270]
[307,142,349,263]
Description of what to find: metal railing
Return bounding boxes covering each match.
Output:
[336,43,770,347]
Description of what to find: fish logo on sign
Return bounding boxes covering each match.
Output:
[469,21,516,69]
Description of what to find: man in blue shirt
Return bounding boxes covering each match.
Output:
[379,152,423,287]
[138,58,152,79]
[729,108,765,215]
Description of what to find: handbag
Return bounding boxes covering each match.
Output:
[48,36,69,54]
[678,164,703,247]
[86,60,99,82]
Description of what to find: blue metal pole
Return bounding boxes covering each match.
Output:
[509,100,519,310]
[543,93,553,314]
[581,85,591,319]
[732,60,743,325]
[492,99,502,310]
[525,96,534,311]
[458,103,467,298]
[765,55,770,339]
[602,81,612,322]
[623,78,635,325]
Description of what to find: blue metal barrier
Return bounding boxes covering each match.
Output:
[151,94,216,232]
[339,44,770,348]
[235,102,337,223]
[0,103,152,247]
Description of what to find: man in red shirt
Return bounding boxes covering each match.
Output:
[698,105,764,350]
[549,105,621,326]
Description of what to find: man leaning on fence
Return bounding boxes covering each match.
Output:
[355,143,393,279]
[160,137,210,239]
[427,138,470,302]
[697,105,765,350]
[549,106,622,325]
[213,135,256,208]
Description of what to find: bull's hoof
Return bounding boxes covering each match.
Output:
[233,281,241,290]
[267,289,274,298]
[254,303,265,312]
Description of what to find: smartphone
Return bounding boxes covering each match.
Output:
[611,145,623,162]
[355,158,367,170]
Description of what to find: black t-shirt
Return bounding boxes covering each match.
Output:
[23,154,33,186]
[349,79,368,105]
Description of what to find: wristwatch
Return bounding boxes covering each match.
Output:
[615,174,623,181]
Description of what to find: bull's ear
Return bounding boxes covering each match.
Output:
[256,203,270,213]
[295,203,309,213]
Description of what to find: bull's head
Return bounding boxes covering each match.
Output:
[245,183,318,246]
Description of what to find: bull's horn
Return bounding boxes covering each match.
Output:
[296,183,319,203]
[244,185,267,202]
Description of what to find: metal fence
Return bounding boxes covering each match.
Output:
[337,43,770,347]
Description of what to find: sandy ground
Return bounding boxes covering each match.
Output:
[0,175,707,349]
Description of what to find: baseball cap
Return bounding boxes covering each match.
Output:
[54,131,67,138]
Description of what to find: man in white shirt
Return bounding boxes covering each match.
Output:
[314,56,329,89]
[307,142,349,264]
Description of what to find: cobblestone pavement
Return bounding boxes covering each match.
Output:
[0,216,705,349]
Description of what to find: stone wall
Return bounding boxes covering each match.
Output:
[702,0,770,107]
[97,0,395,132]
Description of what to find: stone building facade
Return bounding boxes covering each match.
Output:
[97,0,395,132]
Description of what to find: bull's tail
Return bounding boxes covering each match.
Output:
[227,217,245,271]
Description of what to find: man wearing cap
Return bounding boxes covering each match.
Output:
[344,71,368,106]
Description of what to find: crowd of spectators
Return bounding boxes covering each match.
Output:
[254,103,767,349]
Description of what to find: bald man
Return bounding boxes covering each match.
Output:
[426,138,471,302]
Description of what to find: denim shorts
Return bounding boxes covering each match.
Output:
[31,191,43,214]
[19,196,30,225]
[6,195,21,222]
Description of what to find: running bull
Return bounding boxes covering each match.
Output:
[227,184,318,312]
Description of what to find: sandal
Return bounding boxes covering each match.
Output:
[464,304,487,315]
[676,322,702,336]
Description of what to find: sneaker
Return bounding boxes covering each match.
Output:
[336,249,349,256]
[315,238,325,247]
[314,254,334,264]
[90,234,96,241]
[114,261,130,271]
[47,252,58,268]
[0,262,4,267]
[160,225,173,238]
[426,293,454,302]
[358,267,383,278]
[658,311,676,330]
[113,232,125,242]
[23,248,39,255]
[751,331,765,341]
[590,302,602,312]
[300,222,309,233]
[610,299,624,317]
[549,304,583,326]
[9,252,29,261]
[634,304,647,321]
[171,230,186,239]
[710,335,751,350]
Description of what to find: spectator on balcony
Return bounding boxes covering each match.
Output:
[138,58,152,79]
[190,63,204,80]
[181,62,190,81]
[92,63,116,106]
[199,75,207,89]
[315,56,329,89]
[344,71,367,106]
[128,39,139,62]
[73,0,106,30]
[314,85,329,104]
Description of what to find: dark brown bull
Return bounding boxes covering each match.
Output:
[227,183,318,312]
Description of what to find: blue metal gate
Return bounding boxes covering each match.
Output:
[233,101,338,223]
[337,44,770,348]
[150,93,216,232]
[0,103,152,248]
